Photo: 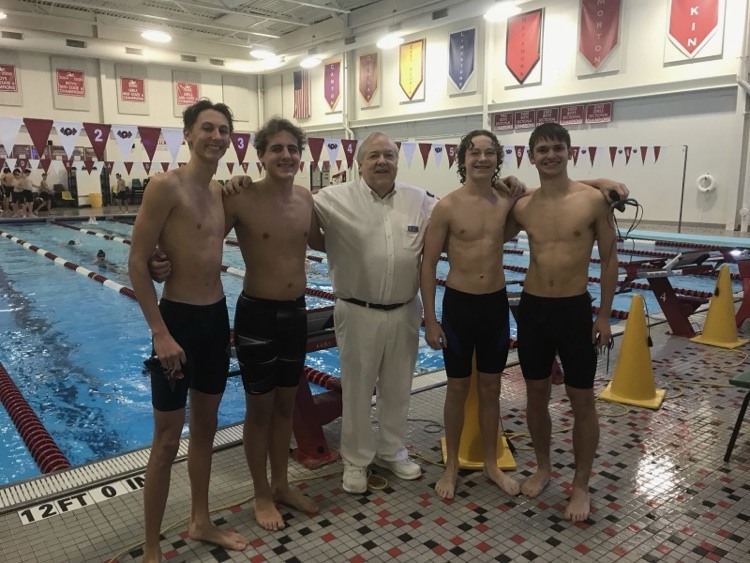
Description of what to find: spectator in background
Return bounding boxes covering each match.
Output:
[115,173,130,213]
[1,167,14,215]
[35,173,53,214]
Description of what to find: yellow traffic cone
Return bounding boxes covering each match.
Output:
[599,294,666,409]
[691,265,749,348]
[440,354,516,470]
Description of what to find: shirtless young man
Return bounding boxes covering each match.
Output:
[505,122,618,522]
[421,130,521,500]
[225,117,319,531]
[1,167,14,214]
[128,99,248,562]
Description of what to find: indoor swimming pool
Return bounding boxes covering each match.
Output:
[0,218,745,487]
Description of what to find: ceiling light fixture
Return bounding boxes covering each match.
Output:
[141,30,172,43]
[300,54,322,69]
[250,47,275,60]
[484,0,521,22]
[0,12,7,20]
[376,9,403,50]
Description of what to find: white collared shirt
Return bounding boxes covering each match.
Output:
[314,177,436,304]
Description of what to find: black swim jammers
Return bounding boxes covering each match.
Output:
[441,286,510,378]
[234,292,307,395]
[151,297,230,411]
[516,292,597,389]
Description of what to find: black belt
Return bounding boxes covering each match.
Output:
[341,297,407,311]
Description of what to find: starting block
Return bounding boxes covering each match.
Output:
[619,251,719,337]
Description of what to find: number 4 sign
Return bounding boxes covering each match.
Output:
[83,123,112,161]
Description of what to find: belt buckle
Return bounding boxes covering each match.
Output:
[365,301,371,308]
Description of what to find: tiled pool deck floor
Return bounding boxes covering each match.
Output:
[1,308,749,562]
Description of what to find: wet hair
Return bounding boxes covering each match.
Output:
[3,167,9,173]
[528,123,571,152]
[96,250,105,258]
[182,98,234,134]
[253,117,306,157]
[456,130,503,185]
[12,169,20,174]
[355,132,397,166]
[68,240,76,246]
[23,169,30,174]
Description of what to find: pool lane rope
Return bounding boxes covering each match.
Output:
[52,220,132,245]
[0,363,71,473]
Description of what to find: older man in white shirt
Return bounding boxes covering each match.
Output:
[310,132,434,493]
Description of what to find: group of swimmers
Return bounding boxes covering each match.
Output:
[1,167,53,217]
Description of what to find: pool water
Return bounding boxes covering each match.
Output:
[0,220,739,486]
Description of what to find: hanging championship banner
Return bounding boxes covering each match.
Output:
[56,69,85,97]
[448,28,477,95]
[493,112,514,131]
[399,39,425,102]
[0,64,18,92]
[577,0,622,76]
[358,53,380,108]
[120,77,145,102]
[665,0,724,62]
[505,9,543,86]
[324,61,341,112]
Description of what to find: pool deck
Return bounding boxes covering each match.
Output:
[1,212,750,562]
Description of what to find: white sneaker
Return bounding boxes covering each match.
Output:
[373,456,421,480]
[342,462,368,494]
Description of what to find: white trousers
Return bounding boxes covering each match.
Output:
[334,297,422,467]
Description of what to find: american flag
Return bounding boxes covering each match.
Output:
[293,69,310,119]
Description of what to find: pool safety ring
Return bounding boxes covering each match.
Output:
[697,174,717,193]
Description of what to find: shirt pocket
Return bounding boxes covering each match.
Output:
[402,223,422,250]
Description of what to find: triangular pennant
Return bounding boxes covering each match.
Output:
[571,146,580,166]
[336,159,342,170]
[502,147,515,168]
[299,162,305,172]
[83,159,96,174]
[178,162,186,167]
[160,162,170,172]
[653,146,661,163]
[588,146,598,166]
[124,161,134,174]
[82,123,111,161]
[143,161,152,174]
[418,143,432,169]
[395,141,402,152]
[401,142,416,168]
[112,125,138,159]
[24,118,54,158]
[0,157,4,170]
[17,158,29,171]
[624,146,632,165]
[322,161,330,171]
[5,158,16,170]
[340,139,358,169]
[28,159,39,171]
[446,144,457,168]
[104,161,114,173]
[609,146,618,166]
[0,116,22,157]
[307,137,324,169]
[432,143,444,169]
[639,146,648,165]
[61,158,74,172]
[53,120,82,158]
[138,127,161,163]
[515,146,526,168]
[256,161,263,174]
[230,133,251,163]
[241,162,249,173]
[39,158,51,172]
[227,162,235,174]
[324,138,340,170]
[160,127,184,163]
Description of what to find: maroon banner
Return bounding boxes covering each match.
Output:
[56,69,85,97]
[23,118,54,158]
[0,64,18,92]
[324,61,341,111]
[161,162,170,172]
[640,146,648,164]
[571,147,580,166]
[514,110,536,130]
[226,162,234,174]
[17,158,28,171]
[61,158,74,172]
[653,146,661,163]
[609,146,618,166]
[624,146,632,165]
[587,147,598,166]
[83,123,112,161]
[104,161,114,173]
[535,107,559,125]
[39,158,51,172]
[579,0,621,69]
[418,143,432,170]
[241,162,249,174]
[585,102,613,123]
[514,146,526,168]
[256,162,263,174]
[560,105,584,125]
[83,159,96,174]
[493,112,514,131]
[143,162,152,174]
[138,127,161,163]
[359,53,378,104]
[341,139,358,169]
[307,137,324,169]
[669,0,719,55]
[445,144,457,168]
[231,133,251,163]
[506,9,543,84]
[120,77,145,102]
[176,81,198,106]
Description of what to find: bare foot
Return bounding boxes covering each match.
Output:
[435,466,458,499]
[565,486,591,522]
[188,521,248,551]
[483,465,520,496]
[254,497,285,531]
[141,547,162,563]
[274,486,320,515]
[521,469,550,498]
